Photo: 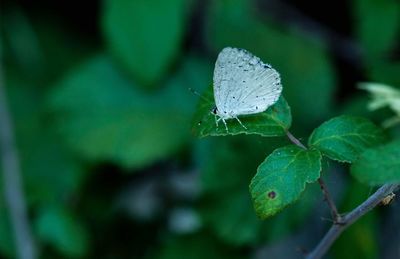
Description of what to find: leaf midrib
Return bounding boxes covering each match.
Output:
[312,132,379,146]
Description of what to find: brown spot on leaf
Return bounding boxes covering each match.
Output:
[268,191,276,199]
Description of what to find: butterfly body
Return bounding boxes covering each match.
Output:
[212,47,282,131]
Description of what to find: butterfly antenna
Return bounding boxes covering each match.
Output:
[188,88,212,104]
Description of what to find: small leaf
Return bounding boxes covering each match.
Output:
[308,115,386,163]
[359,82,400,127]
[191,86,291,137]
[359,82,400,113]
[250,145,321,219]
[102,0,189,86]
[351,139,400,185]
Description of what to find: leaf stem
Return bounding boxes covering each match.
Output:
[317,178,341,223]
[286,131,339,222]
[0,63,37,259]
[306,183,399,259]
[286,130,307,150]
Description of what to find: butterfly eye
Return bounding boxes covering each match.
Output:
[211,107,218,115]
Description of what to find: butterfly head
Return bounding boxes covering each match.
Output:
[211,106,231,119]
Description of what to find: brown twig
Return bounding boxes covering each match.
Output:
[306,184,399,259]
[317,178,341,223]
[0,63,36,259]
[286,131,307,150]
[285,132,400,257]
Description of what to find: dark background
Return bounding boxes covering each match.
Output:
[1,0,399,258]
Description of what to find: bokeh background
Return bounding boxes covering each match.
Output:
[0,0,399,258]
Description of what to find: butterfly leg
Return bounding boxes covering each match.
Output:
[221,118,229,132]
[215,116,221,128]
[234,116,247,130]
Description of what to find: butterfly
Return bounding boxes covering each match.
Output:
[212,47,282,131]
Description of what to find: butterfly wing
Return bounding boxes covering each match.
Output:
[213,47,282,118]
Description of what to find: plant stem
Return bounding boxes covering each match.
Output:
[286,131,399,258]
[286,130,307,150]
[306,183,399,259]
[0,64,36,259]
[285,131,339,222]
[317,178,341,223]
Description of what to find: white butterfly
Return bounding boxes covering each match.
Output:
[212,47,282,131]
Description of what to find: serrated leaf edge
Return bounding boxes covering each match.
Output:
[250,146,322,219]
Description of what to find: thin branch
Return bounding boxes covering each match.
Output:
[286,131,307,150]
[285,131,399,258]
[317,178,341,223]
[0,64,36,259]
[306,184,399,259]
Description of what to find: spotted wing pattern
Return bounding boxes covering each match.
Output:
[213,47,282,119]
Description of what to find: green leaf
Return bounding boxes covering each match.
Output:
[351,139,400,185]
[34,207,89,257]
[308,115,386,163]
[353,0,400,61]
[206,0,336,128]
[48,54,210,169]
[102,0,189,86]
[250,145,321,219]
[192,86,291,137]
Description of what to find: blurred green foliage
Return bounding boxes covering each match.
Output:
[0,0,399,258]
[102,0,190,87]
[352,139,400,185]
[47,54,210,168]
